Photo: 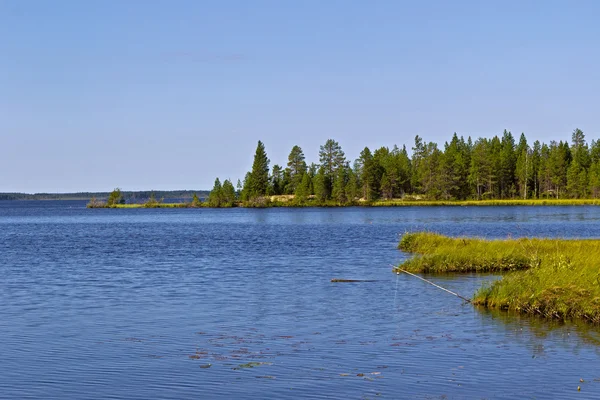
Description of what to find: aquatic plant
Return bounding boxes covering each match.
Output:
[396,232,600,324]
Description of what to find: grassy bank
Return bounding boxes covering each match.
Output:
[374,198,600,207]
[88,197,600,208]
[396,232,600,324]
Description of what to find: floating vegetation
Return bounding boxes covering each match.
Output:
[396,232,600,324]
[233,362,273,370]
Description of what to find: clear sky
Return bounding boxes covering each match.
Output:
[1,0,599,193]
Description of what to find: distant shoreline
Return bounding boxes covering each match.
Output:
[0,190,209,202]
[87,197,600,208]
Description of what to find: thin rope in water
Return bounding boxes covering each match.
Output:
[390,265,471,303]
[393,270,400,309]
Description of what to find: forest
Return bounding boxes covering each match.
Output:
[208,128,600,206]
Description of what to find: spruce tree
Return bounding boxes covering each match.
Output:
[345,168,359,202]
[588,160,600,198]
[286,145,307,193]
[358,147,378,200]
[313,167,328,203]
[270,164,284,195]
[332,167,347,204]
[107,188,124,206]
[191,193,201,207]
[208,178,223,207]
[249,140,270,198]
[294,172,311,204]
[222,179,236,206]
[319,139,346,197]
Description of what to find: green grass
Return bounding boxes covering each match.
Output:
[375,198,600,207]
[87,202,204,209]
[396,232,600,324]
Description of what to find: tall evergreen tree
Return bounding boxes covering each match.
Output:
[208,178,223,207]
[269,164,284,195]
[566,160,587,198]
[345,168,359,202]
[499,130,516,198]
[570,128,590,170]
[221,179,236,206]
[515,134,532,199]
[319,139,346,197]
[588,160,600,198]
[358,147,378,200]
[548,141,570,198]
[249,140,270,198]
[286,145,307,193]
[469,139,490,199]
[294,172,312,203]
[313,167,328,202]
[332,167,348,204]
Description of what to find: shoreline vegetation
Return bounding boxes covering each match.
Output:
[90,128,600,208]
[87,195,600,208]
[395,232,600,324]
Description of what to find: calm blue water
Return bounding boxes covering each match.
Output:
[1,201,600,399]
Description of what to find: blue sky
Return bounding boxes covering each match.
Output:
[1,0,599,192]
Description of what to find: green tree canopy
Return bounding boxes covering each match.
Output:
[249,140,270,199]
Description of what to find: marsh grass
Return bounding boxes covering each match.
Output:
[376,199,600,207]
[397,232,600,324]
[89,202,199,209]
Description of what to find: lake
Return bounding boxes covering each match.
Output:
[1,201,600,399]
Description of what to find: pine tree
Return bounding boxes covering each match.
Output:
[294,172,311,203]
[249,140,270,198]
[313,167,328,203]
[531,141,542,198]
[515,145,532,199]
[358,147,378,200]
[286,145,307,193]
[442,134,469,199]
[240,172,251,201]
[319,139,346,197]
[380,172,392,199]
[345,168,359,202]
[588,160,600,198]
[548,141,570,198]
[269,164,284,195]
[332,167,347,204]
[107,188,124,206]
[411,135,425,193]
[571,128,590,169]
[191,193,202,207]
[499,130,516,198]
[221,179,236,206]
[208,178,223,207]
[236,179,243,197]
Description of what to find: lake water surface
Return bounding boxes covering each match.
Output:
[1,202,600,399]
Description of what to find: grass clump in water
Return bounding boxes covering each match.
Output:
[397,232,530,273]
[396,232,600,323]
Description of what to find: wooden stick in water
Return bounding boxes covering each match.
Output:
[391,265,472,303]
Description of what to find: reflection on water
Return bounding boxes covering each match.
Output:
[0,201,600,399]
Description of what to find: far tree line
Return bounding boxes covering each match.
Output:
[208,128,600,206]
